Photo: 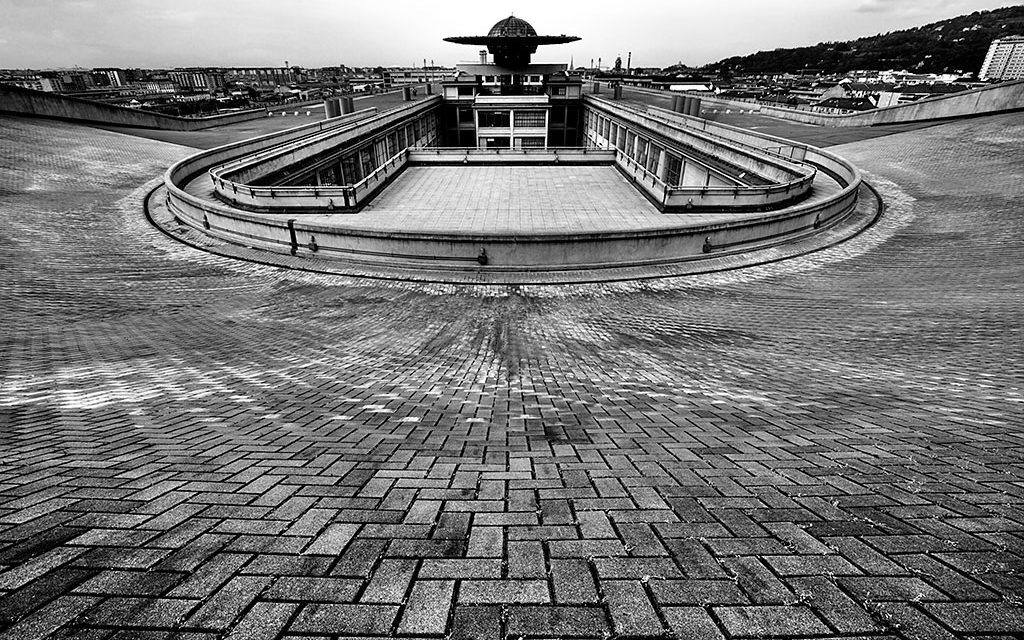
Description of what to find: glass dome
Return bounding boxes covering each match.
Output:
[487,16,537,38]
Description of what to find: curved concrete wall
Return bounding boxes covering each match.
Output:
[164,96,863,271]
[0,84,267,130]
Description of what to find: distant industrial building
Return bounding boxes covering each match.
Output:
[979,35,1024,80]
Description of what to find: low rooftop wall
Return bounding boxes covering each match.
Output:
[163,101,864,272]
[658,79,1024,127]
[0,84,267,130]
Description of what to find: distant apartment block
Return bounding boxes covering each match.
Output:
[169,69,225,92]
[979,35,1024,80]
[97,68,127,87]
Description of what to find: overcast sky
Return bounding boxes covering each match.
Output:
[0,0,1017,69]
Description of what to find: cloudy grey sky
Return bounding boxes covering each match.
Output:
[0,0,1017,69]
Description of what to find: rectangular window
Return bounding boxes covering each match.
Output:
[518,136,545,148]
[459,107,474,124]
[514,110,546,127]
[625,132,636,157]
[646,143,662,174]
[341,153,360,184]
[637,139,648,167]
[478,110,511,128]
[359,147,375,179]
[665,153,683,186]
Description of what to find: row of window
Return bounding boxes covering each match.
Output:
[481,75,544,84]
[330,114,439,185]
[477,136,546,149]
[476,110,548,129]
[584,110,684,185]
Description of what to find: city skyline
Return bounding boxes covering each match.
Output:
[0,0,1019,69]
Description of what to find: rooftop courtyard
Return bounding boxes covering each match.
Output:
[0,111,1022,639]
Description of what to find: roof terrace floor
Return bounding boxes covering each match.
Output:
[185,163,843,235]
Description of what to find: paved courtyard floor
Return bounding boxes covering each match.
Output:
[0,112,1022,639]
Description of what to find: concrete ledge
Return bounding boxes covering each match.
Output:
[649,79,1024,127]
[162,97,863,275]
[0,84,268,130]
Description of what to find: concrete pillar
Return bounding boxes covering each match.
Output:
[402,86,412,101]
[613,84,622,100]
[593,82,600,94]
[688,97,702,117]
[340,96,354,114]
[671,95,684,113]
[324,98,340,118]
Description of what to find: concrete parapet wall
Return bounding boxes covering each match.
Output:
[164,92,863,271]
[0,84,267,130]
[659,79,1024,127]
[219,98,441,184]
[585,97,812,185]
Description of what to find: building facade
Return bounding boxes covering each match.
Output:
[979,36,1024,81]
[442,16,583,148]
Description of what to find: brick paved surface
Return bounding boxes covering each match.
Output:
[1,112,1022,639]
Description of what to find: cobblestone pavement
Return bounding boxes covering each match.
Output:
[1,112,1023,639]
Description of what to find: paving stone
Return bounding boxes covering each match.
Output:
[788,576,883,634]
[266,577,360,603]
[649,579,748,605]
[458,580,550,604]
[505,605,610,637]
[84,596,197,628]
[923,602,1024,634]
[869,602,959,640]
[550,558,599,604]
[602,580,664,637]
[714,605,830,637]
[661,606,726,639]
[0,595,100,640]
[722,556,794,604]
[360,558,418,603]
[839,576,947,602]
[418,558,501,579]
[396,579,454,635]
[224,601,297,640]
[288,603,399,635]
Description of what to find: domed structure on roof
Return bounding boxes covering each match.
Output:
[444,15,580,68]
[487,16,537,38]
